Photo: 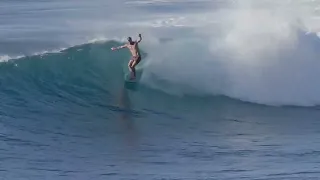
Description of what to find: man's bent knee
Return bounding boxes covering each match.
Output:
[128,60,133,67]
[131,59,141,68]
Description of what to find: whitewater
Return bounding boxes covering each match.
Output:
[1,0,320,179]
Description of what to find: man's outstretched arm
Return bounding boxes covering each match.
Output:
[111,44,127,51]
[137,34,142,43]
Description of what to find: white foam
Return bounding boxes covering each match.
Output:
[0,55,13,62]
[0,47,68,63]
[0,55,25,62]
[130,0,320,106]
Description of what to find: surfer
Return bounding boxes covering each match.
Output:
[111,34,142,79]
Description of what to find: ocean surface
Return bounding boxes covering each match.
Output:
[1,0,320,179]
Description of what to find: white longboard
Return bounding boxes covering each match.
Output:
[124,66,143,83]
[124,72,137,83]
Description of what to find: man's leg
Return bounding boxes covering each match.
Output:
[128,59,134,78]
[130,57,141,79]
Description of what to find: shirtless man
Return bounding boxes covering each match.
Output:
[111,34,142,79]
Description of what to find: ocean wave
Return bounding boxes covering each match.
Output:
[0,33,319,108]
[2,0,320,107]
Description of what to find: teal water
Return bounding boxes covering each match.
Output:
[1,0,320,179]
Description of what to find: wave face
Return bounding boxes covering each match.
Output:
[0,42,132,116]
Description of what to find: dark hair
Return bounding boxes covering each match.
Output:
[127,37,132,41]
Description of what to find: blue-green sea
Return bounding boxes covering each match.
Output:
[1,0,320,179]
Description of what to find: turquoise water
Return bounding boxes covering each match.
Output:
[1,1,320,179]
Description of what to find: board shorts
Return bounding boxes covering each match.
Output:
[131,56,141,63]
[131,56,141,64]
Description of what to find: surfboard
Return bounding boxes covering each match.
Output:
[124,66,143,82]
[124,72,136,82]
[124,69,143,90]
